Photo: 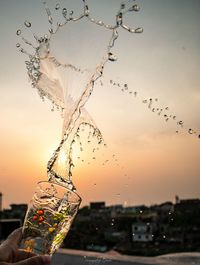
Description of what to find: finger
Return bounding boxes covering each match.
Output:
[14,250,37,262]
[2,228,22,247]
[0,228,23,262]
[13,255,51,265]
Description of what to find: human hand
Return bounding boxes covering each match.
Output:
[0,228,51,265]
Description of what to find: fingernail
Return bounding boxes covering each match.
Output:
[42,255,51,265]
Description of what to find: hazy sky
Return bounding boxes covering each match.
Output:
[0,0,199,209]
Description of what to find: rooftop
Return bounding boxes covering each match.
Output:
[52,249,200,265]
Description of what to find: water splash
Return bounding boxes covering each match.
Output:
[107,78,199,138]
[24,21,31,28]
[55,4,60,11]
[16,29,21,35]
[17,0,143,190]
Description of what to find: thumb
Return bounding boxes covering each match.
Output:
[0,228,22,262]
[14,255,51,265]
[1,228,22,248]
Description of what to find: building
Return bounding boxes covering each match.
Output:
[0,193,2,212]
[1,204,27,221]
[132,222,154,242]
[123,205,147,215]
[90,202,105,210]
[109,204,123,218]
[175,198,200,210]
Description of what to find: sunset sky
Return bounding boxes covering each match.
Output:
[0,0,199,209]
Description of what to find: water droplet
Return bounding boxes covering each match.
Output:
[116,13,123,26]
[122,24,130,31]
[177,120,183,126]
[33,62,39,69]
[129,4,140,12]
[188,128,193,134]
[55,3,60,10]
[24,20,31,27]
[97,20,103,26]
[108,52,117,62]
[16,43,20,48]
[62,8,67,18]
[135,27,143,33]
[84,5,89,16]
[129,28,136,33]
[48,16,53,24]
[16,29,21,36]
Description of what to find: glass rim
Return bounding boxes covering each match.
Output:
[37,180,82,203]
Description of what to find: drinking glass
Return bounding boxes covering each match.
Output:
[20,181,81,255]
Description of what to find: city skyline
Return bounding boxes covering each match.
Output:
[0,0,199,208]
[0,193,198,211]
